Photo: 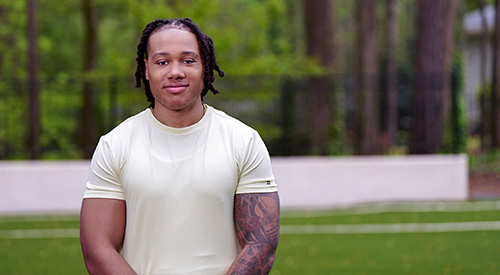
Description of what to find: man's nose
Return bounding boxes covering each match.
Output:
[167,62,185,79]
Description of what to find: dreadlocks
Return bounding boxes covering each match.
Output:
[135,18,225,107]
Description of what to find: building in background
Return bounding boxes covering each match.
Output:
[463,5,495,132]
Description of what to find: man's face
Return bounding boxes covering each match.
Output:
[144,28,204,113]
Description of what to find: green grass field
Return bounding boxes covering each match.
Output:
[1,201,499,274]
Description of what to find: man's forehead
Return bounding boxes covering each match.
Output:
[146,28,200,57]
[155,23,191,35]
[148,26,199,46]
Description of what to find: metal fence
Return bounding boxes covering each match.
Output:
[0,72,461,159]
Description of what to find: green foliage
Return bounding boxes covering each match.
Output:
[39,76,83,159]
[328,88,349,156]
[0,0,475,158]
[464,0,496,11]
[440,53,468,154]
[37,0,84,76]
[395,0,417,76]
[469,149,500,174]
[0,78,28,159]
[0,1,27,76]
[34,0,323,77]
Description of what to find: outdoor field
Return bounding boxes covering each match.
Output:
[0,200,498,274]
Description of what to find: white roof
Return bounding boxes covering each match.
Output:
[463,5,495,35]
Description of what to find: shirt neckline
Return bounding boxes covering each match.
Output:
[146,105,211,134]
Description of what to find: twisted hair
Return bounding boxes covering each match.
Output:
[135,18,225,107]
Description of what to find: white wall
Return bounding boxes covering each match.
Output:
[273,155,468,209]
[0,155,468,215]
[0,161,89,215]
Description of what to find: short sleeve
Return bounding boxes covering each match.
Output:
[83,137,125,200]
[236,132,278,194]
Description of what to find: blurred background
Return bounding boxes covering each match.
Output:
[0,0,497,158]
[1,1,500,274]
[2,0,500,192]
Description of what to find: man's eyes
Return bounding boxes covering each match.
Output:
[155,59,196,65]
[182,59,196,64]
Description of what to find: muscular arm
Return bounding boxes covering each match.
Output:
[227,192,280,275]
[80,198,136,275]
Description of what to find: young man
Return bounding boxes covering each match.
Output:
[80,18,280,275]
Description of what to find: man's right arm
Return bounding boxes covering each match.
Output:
[80,198,136,275]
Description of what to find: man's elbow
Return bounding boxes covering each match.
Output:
[255,242,278,272]
[81,243,114,274]
[82,254,100,275]
[81,246,107,275]
[256,240,279,263]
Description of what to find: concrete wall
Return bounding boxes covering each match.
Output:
[274,155,468,209]
[0,161,89,215]
[0,155,468,215]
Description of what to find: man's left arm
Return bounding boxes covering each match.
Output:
[227,192,280,275]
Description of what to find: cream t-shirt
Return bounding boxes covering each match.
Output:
[84,105,278,275]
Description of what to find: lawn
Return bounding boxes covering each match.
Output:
[0,201,499,274]
[273,228,499,274]
[0,217,85,274]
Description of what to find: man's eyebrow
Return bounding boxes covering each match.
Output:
[150,51,200,59]
[151,52,170,59]
[180,51,200,58]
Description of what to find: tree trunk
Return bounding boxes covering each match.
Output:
[479,0,489,150]
[441,0,458,124]
[491,0,500,148]
[27,0,41,159]
[354,0,380,155]
[304,0,336,155]
[385,0,398,150]
[410,0,446,154]
[80,0,98,158]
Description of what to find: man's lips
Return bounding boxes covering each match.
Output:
[163,84,188,93]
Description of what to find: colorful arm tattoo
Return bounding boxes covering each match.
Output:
[229,192,280,275]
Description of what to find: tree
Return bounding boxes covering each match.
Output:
[384,0,399,150]
[410,0,458,154]
[442,0,460,150]
[80,0,99,158]
[0,4,7,76]
[27,0,41,159]
[354,0,380,155]
[491,0,500,148]
[0,2,24,76]
[479,0,490,150]
[304,0,336,155]
[442,0,459,122]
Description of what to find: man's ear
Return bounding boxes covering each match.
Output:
[144,59,149,80]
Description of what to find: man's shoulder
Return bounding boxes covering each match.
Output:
[209,106,256,134]
[101,109,150,141]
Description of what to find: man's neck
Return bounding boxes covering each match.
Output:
[152,101,206,128]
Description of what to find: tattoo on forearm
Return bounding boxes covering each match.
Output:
[232,192,280,275]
